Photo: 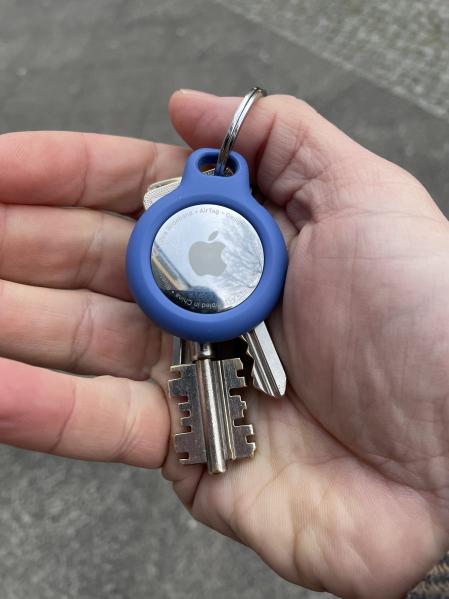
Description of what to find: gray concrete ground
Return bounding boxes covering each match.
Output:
[218,0,449,121]
[0,1,449,598]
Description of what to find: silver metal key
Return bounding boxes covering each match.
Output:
[242,322,286,397]
[169,339,255,474]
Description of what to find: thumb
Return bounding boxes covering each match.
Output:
[169,90,401,220]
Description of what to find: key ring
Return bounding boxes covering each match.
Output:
[214,86,267,176]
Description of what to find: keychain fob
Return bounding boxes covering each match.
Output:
[126,148,287,343]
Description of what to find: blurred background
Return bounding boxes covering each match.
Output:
[0,1,448,598]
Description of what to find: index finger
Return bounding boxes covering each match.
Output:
[0,131,188,214]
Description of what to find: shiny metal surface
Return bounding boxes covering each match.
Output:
[242,321,286,397]
[196,357,227,473]
[169,353,255,474]
[215,87,267,176]
[171,335,188,367]
[151,204,264,314]
[143,177,182,210]
[143,167,233,211]
[188,341,214,361]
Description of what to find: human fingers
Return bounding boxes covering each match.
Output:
[0,204,134,299]
[0,280,161,379]
[0,131,188,214]
[169,91,439,224]
[0,357,169,468]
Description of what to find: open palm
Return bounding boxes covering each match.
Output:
[1,92,448,599]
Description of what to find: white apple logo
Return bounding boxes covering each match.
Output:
[189,231,227,276]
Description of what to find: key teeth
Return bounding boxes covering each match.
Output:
[169,363,207,465]
[221,357,256,460]
[234,375,246,390]
[170,382,193,432]
[168,377,186,398]
[229,395,247,421]
[178,400,191,413]
[223,357,245,388]
[231,423,256,459]
[169,363,183,376]
[169,356,257,468]
[174,432,206,464]
[180,415,192,428]
[246,423,254,436]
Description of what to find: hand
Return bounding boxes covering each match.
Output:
[1,92,448,599]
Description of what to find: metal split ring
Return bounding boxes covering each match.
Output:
[214,86,267,176]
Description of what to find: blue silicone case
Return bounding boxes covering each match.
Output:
[126,148,288,343]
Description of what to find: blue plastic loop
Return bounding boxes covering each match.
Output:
[126,148,288,343]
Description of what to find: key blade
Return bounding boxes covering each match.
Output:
[169,355,254,473]
[242,322,286,397]
[221,358,255,461]
[169,363,207,465]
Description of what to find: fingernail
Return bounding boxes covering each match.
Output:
[178,89,215,97]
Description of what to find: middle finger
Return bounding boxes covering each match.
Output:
[0,279,159,379]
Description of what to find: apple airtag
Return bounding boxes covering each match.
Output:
[151,204,264,314]
[127,148,287,342]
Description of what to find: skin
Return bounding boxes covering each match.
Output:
[0,91,448,598]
